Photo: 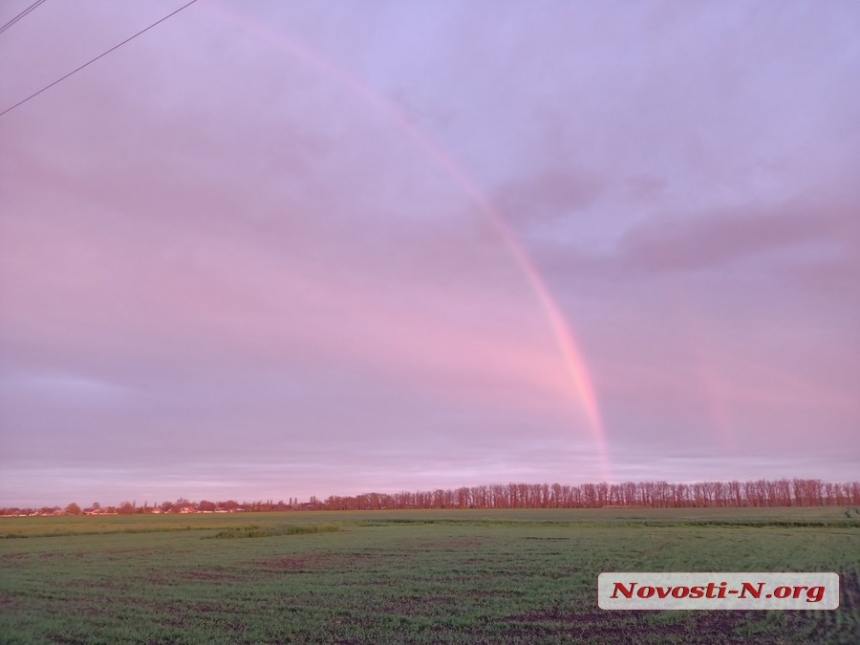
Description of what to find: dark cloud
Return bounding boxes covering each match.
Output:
[620,197,856,273]
[495,169,604,226]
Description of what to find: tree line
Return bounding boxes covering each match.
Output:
[2,478,859,517]
[315,478,860,511]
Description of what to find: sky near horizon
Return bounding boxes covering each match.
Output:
[1,1,858,507]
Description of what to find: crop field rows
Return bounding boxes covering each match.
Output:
[1,508,858,644]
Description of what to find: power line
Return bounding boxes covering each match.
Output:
[0,0,199,118]
[0,0,46,36]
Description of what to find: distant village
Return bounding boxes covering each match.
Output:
[0,498,315,518]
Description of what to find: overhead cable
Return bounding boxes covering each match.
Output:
[0,0,199,118]
[0,0,47,36]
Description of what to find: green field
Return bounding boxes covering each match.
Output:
[1,508,858,644]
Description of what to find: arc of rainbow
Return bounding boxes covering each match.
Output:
[203,5,613,483]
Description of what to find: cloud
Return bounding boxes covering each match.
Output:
[618,196,856,274]
[495,168,604,226]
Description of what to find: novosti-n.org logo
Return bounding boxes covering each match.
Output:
[598,572,839,610]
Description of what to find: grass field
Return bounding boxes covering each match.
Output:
[1,508,858,644]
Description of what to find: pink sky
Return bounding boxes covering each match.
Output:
[1,1,858,506]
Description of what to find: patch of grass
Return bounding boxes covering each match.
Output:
[208,523,340,539]
[355,517,860,529]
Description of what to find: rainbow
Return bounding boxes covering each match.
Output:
[202,5,613,482]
